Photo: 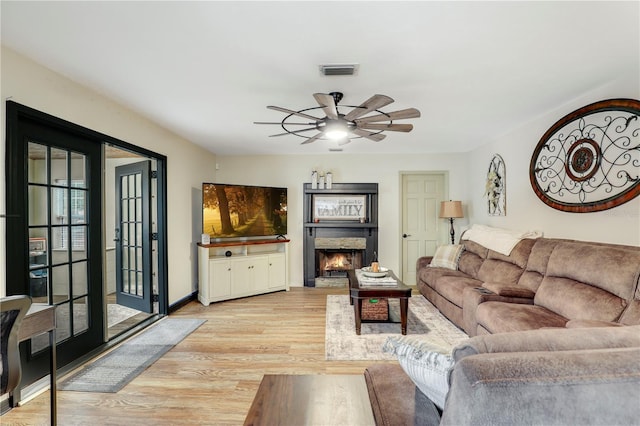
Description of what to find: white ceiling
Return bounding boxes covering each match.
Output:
[1,1,638,155]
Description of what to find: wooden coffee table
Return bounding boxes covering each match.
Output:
[348,268,412,335]
[244,374,374,425]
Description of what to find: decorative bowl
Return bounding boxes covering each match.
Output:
[361,266,389,278]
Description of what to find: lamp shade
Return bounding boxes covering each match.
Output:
[439,201,463,219]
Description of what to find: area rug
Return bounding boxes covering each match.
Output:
[59,318,206,392]
[325,295,468,361]
[107,303,141,328]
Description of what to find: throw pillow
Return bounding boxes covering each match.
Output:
[383,335,455,410]
[429,244,464,270]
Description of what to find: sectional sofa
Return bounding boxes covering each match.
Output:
[364,226,640,425]
[417,231,640,335]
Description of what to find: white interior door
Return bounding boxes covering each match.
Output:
[401,173,445,284]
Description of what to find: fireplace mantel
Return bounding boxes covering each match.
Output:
[303,183,378,287]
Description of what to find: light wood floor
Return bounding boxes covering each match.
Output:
[3,287,396,425]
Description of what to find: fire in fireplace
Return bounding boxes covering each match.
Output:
[316,249,364,278]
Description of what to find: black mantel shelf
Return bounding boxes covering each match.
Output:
[304,221,377,237]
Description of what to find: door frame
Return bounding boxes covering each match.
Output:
[398,171,449,282]
[5,101,168,378]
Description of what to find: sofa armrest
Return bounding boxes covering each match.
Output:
[364,364,441,426]
[461,287,534,336]
[416,256,433,270]
[442,346,640,426]
[453,324,640,360]
[566,319,624,328]
[482,282,535,298]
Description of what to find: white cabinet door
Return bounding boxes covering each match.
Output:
[267,253,286,289]
[231,258,252,296]
[251,256,270,293]
[210,259,231,299]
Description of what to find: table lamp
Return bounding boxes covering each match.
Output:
[439,200,463,244]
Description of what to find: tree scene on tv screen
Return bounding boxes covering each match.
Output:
[203,184,287,238]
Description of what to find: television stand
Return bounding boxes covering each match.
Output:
[197,238,290,305]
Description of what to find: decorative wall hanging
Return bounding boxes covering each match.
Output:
[312,194,366,221]
[529,99,640,212]
[486,154,506,216]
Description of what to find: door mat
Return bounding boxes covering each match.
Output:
[59,318,206,392]
[325,295,468,360]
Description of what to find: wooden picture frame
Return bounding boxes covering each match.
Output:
[29,237,47,252]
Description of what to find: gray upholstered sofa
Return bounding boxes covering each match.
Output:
[365,325,640,425]
[417,235,640,336]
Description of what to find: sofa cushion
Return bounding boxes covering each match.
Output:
[524,238,566,275]
[476,301,568,333]
[535,276,627,323]
[418,266,470,290]
[477,258,526,285]
[429,244,464,270]
[515,238,567,292]
[383,335,455,410]
[435,276,483,307]
[486,238,536,269]
[456,251,484,279]
[461,238,489,259]
[546,242,640,300]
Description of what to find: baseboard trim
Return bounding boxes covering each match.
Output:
[169,291,198,313]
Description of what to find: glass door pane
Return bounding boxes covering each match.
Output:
[27,142,93,353]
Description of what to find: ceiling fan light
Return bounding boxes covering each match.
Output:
[325,129,348,140]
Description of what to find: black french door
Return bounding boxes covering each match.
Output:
[5,102,104,381]
[115,161,153,313]
[5,101,169,391]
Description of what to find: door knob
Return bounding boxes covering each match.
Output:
[402,233,412,238]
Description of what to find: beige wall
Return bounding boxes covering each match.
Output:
[215,72,640,288]
[0,46,217,303]
[215,153,469,286]
[2,45,638,301]
[466,72,640,246]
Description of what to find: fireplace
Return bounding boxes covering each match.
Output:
[315,237,366,281]
[303,183,378,287]
[317,249,364,277]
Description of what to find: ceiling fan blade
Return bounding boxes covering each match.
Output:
[351,128,387,142]
[267,106,321,121]
[355,108,421,124]
[269,127,318,137]
[343,94,395,121]
[254,121,316,125]
[358,123,414,132]
[313,93,339,120]
[300,133,324,145]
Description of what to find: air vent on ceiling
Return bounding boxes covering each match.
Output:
[319,64,359,76]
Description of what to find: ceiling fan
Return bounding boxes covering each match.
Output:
[254,92,421,146]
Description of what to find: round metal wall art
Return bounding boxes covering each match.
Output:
[529,98,640,213]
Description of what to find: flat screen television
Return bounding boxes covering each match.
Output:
[202,183,287,239]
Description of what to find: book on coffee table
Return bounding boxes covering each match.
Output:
[356,269,398,286]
